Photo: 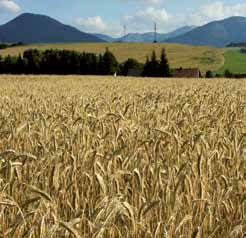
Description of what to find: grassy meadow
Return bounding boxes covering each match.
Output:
[0,42,225,74]
[216,48,246,74]
[0,75,245,238]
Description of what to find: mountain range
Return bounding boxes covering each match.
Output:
[0,13,103,43]
[93,26,196,42]
[165,16,246,47]
[0,13,246,47]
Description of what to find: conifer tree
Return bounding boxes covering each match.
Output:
[101,48,119,75]
[159,48,171,77]
[149,50,160,77]
[143,56,150,76]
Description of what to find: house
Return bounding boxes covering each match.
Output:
[127,68,143,77]
[173,68,201,78]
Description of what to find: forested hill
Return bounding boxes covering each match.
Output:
[0,13,104,43]
[165,16,246,47]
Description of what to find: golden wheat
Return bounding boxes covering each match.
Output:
[0,75,245,238]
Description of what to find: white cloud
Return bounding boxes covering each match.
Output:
[125,7,169,23]
[141,0,161,3]
[177,2,246,27]
[124,7,170,32]
[75,1,246,36]
[201,2,246,21]
[0,0,21,13]
[120,0,163,4]
[76,16,121,36]
[76,16,107,32]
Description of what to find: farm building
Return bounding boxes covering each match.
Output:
[127,68,143,77]
[173,68,201,78]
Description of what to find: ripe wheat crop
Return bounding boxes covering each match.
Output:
[0,75,245,238]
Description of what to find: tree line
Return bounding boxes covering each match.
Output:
[226,42,246,48]
[0,42,25,50]
[0,48,171,77]
[205,69,246,78]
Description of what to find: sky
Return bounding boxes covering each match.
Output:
[0,0,246,36]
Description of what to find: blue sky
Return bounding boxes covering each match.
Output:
[0,0,245,36]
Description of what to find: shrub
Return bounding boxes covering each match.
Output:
[119,58,143,76]
[224,69,233,78]
[205,70,213,78]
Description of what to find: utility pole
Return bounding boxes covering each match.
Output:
[124,24,126,37]
[121,24,127,42]
[154,22,157,43]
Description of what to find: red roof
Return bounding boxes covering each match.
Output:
[173,68,201,78]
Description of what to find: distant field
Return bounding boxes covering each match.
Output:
[0,75,245,237]
[216,48,246,74]
[0,42,224,74]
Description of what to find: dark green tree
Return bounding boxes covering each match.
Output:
[100,48,119,75]
[142,56,150,76]
[97,54,104,75]
[80,52,98,75]
[41,49,62,74]
[0,55,3,73]
[150,50,159,75]
[119,58,143,76]
[159,48,171,77]
[23,49,42,74]
[143,50,160,77]
[15,54,26,74]
[205,70,213,78]
[215,73,222,78]
[0,48,147,76]
[224,69,233,78]
[2,55,16,73]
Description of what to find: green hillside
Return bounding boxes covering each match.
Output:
[216,49,246,74]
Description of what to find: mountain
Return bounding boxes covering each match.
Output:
[93,26,195,42]
[121,32,160,42]
[165,17,246,47]
[0,13,104,43]
[92,33,115,42]
[166,26,196,39]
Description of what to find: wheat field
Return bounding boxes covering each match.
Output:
[0,43,225,74]
[0,75,245,238]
